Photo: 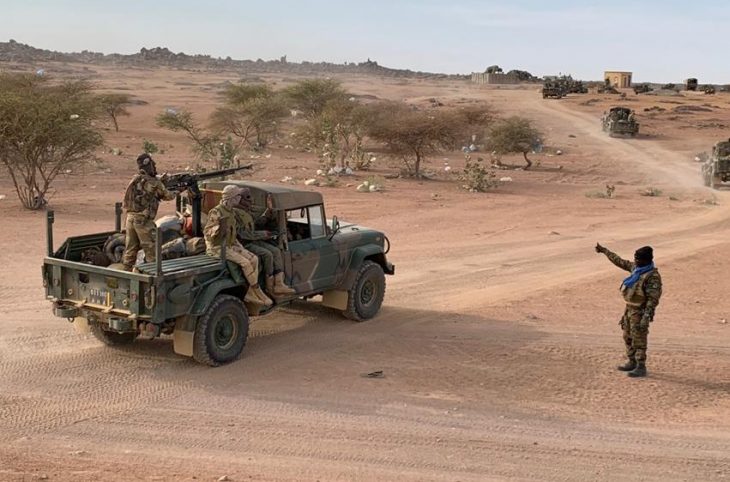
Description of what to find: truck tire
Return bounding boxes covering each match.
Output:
[193,294,249,366]
[90,324,137,346]
[344,261,386,322]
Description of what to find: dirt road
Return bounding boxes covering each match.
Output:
[1,70,729,481]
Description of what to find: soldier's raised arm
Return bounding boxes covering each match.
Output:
[595,243,634,272]
[151,178,177,201]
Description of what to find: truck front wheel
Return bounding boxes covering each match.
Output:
[344,261,386,322]
[90,324,137,346]
[193,295,249,366]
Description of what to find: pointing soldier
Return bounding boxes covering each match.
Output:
[204,185,272,306]
[122,154,178,271]
[595,243,662,377]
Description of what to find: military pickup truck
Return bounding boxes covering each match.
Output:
[42,180,395,366]
[701,139,730,189]
[541,82,564,99]
[602,106,639,137]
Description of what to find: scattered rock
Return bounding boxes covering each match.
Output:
[69,114,80,120]
[568,134,576,138]
[39,475,49,480]
[316,169,324,176]
[549,231,560,236]
[280,176,293,183]
[344,166,354,175]
[720,319,727,324]
[555,150,563,156]
[218,476,230,482]
[0,195,6,201]
[368,184,380,192]
[304,178,317,186]
[499,177,513,182]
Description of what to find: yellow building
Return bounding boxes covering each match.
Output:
[604,71,633,88]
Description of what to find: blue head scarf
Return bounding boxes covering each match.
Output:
[622,263,655,289]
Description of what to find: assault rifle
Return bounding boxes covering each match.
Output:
[162,164,253,195]
[162,164,253,237]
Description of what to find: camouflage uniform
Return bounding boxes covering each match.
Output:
[204,187,272,306]
[204,203,259,286]
[122,169,176,270]
[602,248,662,368]
[234,187,296,298]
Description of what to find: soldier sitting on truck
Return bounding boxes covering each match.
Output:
[122,154,181,271]
[204,185,272,306]
[235,187,296,300]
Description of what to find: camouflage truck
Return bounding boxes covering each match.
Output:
[601,106,639,137]
[42,180,395,366]
[633,83,653,94]
[701,139,730,189]
[685,78,698,91]
[542,82,564,99]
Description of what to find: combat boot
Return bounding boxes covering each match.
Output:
[617,359,637,372]
[627,362,647,378]
[273,272,296,297]
[265,275,276,296]
[250,284,273,306]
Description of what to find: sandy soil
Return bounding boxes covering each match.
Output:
[1,64,729,481]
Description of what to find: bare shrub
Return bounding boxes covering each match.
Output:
[486,117,542,170]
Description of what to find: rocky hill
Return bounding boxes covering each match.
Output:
[0,39,463,79]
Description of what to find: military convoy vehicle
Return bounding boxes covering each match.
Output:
[542,82,564,99]
[602,107,639,137]
[633,83,653,94]
[42,180,395,366]
[701,139,730,189]
[685,78,698,91]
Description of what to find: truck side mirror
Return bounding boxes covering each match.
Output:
[329,216,340,240]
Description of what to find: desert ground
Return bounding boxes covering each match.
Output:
[1,64,729,481]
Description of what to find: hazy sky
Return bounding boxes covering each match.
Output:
[2,0,728,82]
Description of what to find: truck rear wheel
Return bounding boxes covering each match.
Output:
[90,324,137,346]
[193,294,249,366]
[344,261,386,322]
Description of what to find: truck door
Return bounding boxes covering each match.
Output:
[285,205,339,294]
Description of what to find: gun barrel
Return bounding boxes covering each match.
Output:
[194,164,253,180]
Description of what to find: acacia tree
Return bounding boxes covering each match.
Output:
[296,95,372,169]
[367,103,493,177]
[0,73,104,209]
[210,83,288,150]
[156,108,238,168]
[284,78,347,118]
[486,116,542,169]
[99,93,131,132]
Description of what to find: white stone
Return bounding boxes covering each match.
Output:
[500,177,513,182]
[304,178,317,186]
[356,183,369,192]
[369,184,380,192]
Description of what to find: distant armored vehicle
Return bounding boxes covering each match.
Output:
[702,139,730,189]
[602,107,639,137]
[685,78,698,91]
[633,83,653,94]
[42,180,395,365]
[702,85,716,95]
[542,81,564,99]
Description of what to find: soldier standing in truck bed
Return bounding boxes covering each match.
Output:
[595,243,662,377]
[122,154,178,271]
